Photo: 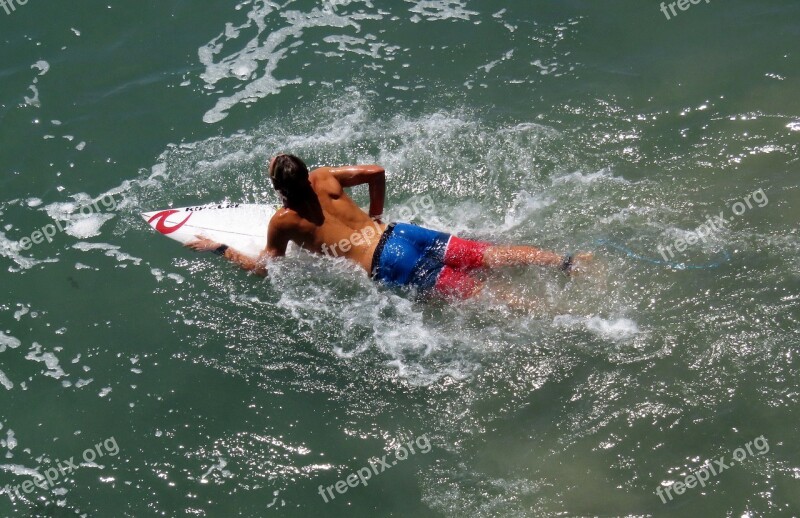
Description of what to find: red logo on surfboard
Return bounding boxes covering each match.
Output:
[148,210,192,234]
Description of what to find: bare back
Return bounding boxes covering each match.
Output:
[267,167,386,272]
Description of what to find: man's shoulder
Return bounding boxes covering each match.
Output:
[269,208,302,228]
[308,167,333,181]
[309,167,343,196]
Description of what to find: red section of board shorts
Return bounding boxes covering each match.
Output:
[148,210,192,234]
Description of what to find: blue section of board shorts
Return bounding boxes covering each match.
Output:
[373,223,451,290]
[594,238,732,270]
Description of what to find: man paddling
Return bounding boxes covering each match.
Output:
[186,154,590,300]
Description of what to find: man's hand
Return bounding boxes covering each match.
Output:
[185,235,223,253]
[186,234,273,277]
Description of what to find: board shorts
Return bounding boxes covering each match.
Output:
[370,223,490,299]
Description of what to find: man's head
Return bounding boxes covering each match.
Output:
[269,154,310,204]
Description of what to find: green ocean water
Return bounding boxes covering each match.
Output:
[1,1,799,516]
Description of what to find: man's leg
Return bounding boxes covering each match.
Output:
[434,266,482,299]
[434,270,539,311]
[480,280,541,312]
[433,266,536,311]
[482,245,563,268]
[445,236,589,271]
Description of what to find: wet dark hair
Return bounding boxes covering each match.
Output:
[269,154,310,204]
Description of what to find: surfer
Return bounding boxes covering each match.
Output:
[186,154,591,301]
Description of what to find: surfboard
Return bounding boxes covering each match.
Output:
[142,203,276,259]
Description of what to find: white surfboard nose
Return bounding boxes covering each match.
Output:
[143,209,195,235]
[142,204,273,259]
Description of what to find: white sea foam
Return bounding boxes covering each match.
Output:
[272,259,477,385]
[13,307,29,321]
[2,429,16,451]
[42,194,117,240]
[479,49,514,73]
[198,2,307,123]
[0,370,13,390]
[23,61,49,107]
[64,213,115,239]
[494,191,554,235]
[150,268,185,284]
[199,457,231,483]
[551,169,627,185]
[0,229,59,271]
[323,34,400,60]
[31,61,49,75]
[0,463,43,482]
[25,342,66,379]
[0,331,22,353]
[167,273,185,284]
[406,0,478,22]
[72,242,142,265]
[552,314,640,342]
[197,1,389,123]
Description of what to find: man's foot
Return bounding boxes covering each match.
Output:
[565,252,593,275]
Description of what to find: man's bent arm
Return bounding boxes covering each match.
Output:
[367,171,385,221]
[328,165,386,221]
[185,236,279,277]
[220,248,273,277]
[185,214,289,277]
[229,217,291,276]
